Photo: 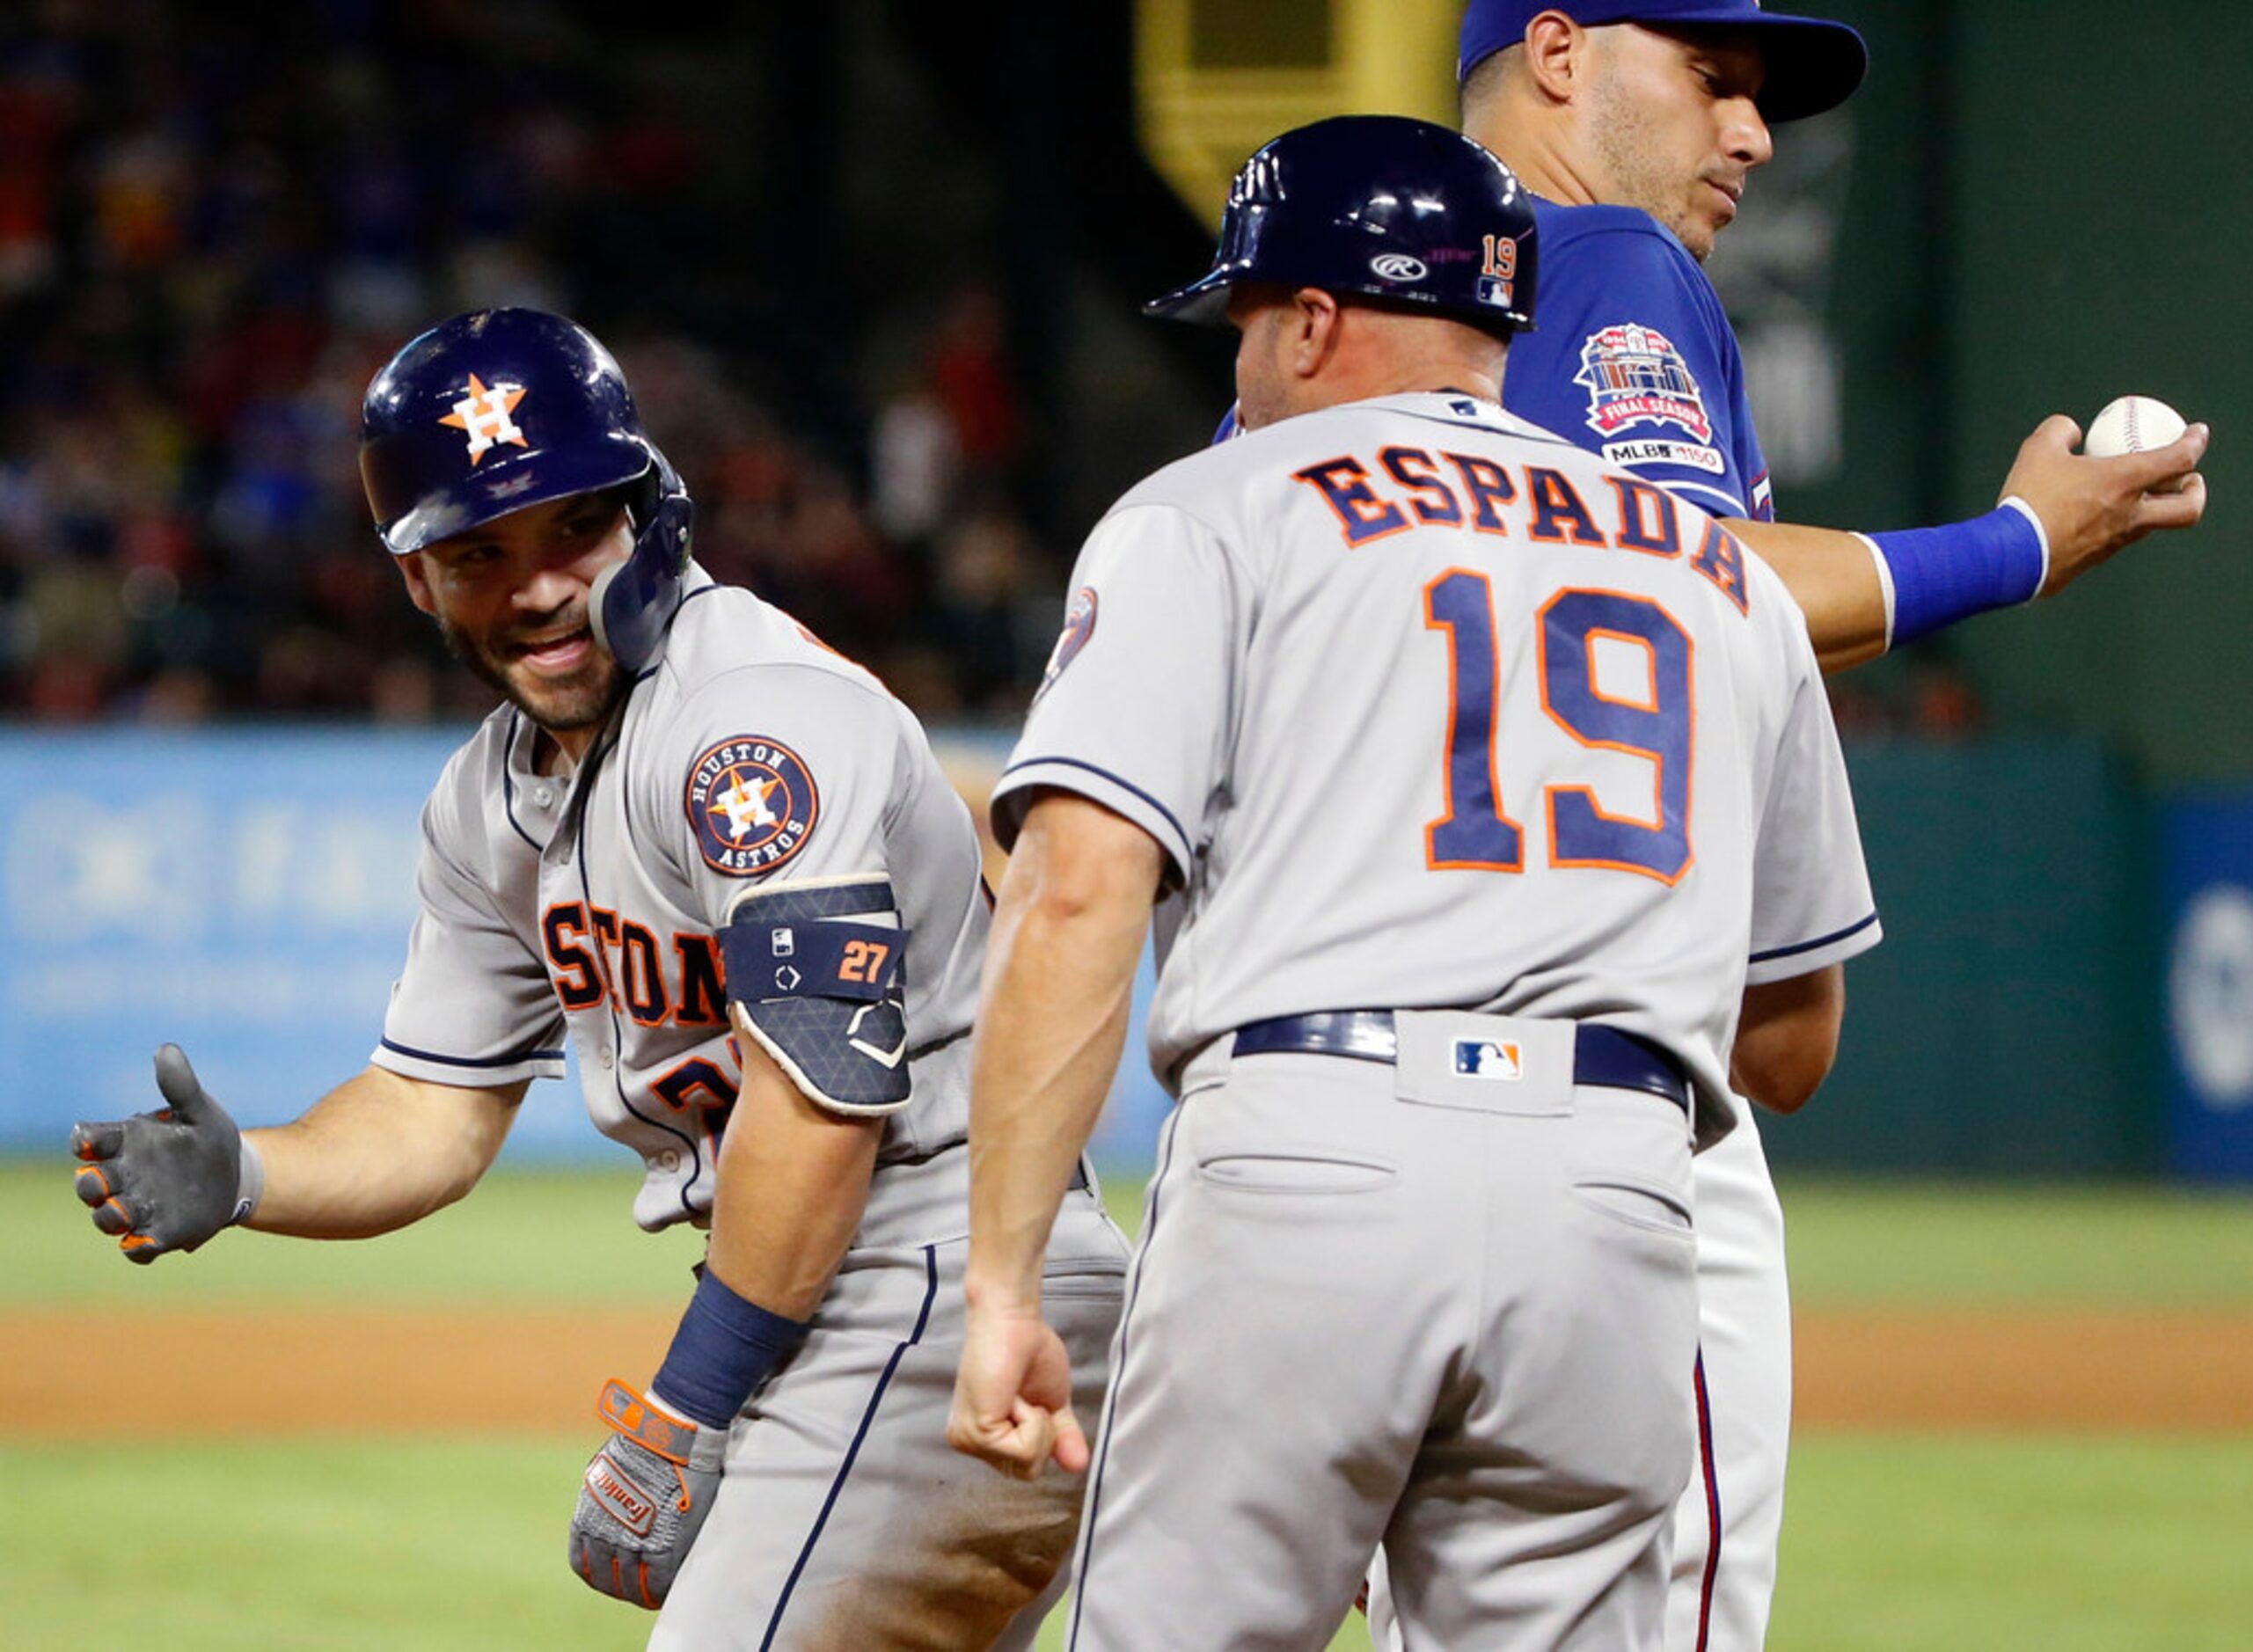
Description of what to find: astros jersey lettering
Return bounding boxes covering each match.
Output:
[998,392,1876,1145]
[371,570,985,1229]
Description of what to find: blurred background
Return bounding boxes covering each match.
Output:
[2,3,2250,1648]
[2,0,2249,1179]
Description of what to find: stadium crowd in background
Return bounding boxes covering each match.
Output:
[0,4,1064,724]
[0,3,1992,740]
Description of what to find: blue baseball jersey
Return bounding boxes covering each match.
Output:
[1503,201,1772,523]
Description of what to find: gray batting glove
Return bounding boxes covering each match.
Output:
[570,1378,728,1610]
[71,1045,260,1264]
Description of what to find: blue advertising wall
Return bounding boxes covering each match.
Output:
[2162,793,2253,1181]
[0,727,1175,1168]
[12,727,2228,1181]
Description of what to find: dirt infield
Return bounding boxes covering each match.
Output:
[7,1307,2252,1437]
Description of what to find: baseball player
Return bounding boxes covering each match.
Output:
[947,115,1879,1650]
[1330,11,2215,1649]
[68,309,1128,1649]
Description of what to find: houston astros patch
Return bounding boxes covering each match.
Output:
[686,736,819,876]
[1035,587,1099,700]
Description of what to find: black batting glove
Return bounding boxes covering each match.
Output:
[71,1044,255,1264]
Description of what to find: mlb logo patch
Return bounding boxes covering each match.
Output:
[1453,1038,1524,1081]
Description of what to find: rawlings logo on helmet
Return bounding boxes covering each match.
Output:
[1370,253,1429,284]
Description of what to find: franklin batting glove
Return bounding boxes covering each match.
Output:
[569,1378,727,1610]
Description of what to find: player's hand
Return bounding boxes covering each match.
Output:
[2004,413,2210,596]
[948,1299,1086,1481]
[71,1045,250,1263]
[569,1379,727,1611]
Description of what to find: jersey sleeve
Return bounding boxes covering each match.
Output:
[655,662,917,928]
[1745,641,1882,983]
[992,502,1250,881]
[1503,218,1773,523]
[374,791,568,1087]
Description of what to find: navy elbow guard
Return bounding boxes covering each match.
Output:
[721,874,914,1115]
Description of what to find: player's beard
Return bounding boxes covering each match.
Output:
[439,601,627,737]
[1586,75,1727,263]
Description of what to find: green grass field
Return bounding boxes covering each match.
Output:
[9,1165,2252,1649]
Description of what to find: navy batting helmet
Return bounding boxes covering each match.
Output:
[1145,115,1538,337]
[358,308,693,672]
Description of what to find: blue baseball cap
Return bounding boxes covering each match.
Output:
[1458,1,1868,123]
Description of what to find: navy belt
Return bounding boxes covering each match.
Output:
[1232,1011,1690,1115]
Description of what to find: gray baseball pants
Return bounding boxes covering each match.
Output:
[1066,1012,1700,1651]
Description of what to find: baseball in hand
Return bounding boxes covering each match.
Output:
[2084,395,2188,458]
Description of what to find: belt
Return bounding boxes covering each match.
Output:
[1232,1011,1690,1115]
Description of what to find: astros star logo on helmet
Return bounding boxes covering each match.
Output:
[439,373,530,464]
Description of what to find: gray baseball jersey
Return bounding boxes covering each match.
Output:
[996,391,1879,1148]
[372,567,985,1224]
[991,391,1876,1648]
[370,566,1129,1647]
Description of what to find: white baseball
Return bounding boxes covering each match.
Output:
[2084,394,2188,457]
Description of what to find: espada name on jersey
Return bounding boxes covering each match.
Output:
[1289,448,1751,616]
[686,735,820,875]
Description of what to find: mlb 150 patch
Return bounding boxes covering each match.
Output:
[685,736,819,876]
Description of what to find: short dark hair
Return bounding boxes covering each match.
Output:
[1459,41,1518,124]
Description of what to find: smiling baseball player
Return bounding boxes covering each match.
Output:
[948,116,1879,1649]
[69,308,1127,1649]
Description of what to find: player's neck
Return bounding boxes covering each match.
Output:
[1463,116,1595,209]
[537,725,596,773]
[1303,332,1503,414]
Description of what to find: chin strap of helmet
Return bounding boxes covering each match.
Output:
[589,445,694,674]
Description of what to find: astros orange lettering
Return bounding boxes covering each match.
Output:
[542,903,730,1026]
[1285,450,1748,615]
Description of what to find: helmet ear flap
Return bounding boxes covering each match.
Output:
[591,444,694,673]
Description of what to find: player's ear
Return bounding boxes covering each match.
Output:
[395,550,439,616]
[1287,288,1343,379]
[1520,11,1589,104]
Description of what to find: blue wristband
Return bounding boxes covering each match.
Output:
[1860,499,2049,649]
[651,1268,811,1430]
